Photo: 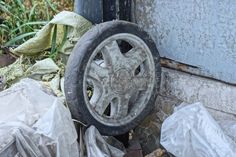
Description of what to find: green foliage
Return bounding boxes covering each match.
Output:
[49,25,68,60]
[0,0,68,46]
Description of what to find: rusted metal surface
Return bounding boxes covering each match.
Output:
[160,57,236,86]
[160,57,200,74]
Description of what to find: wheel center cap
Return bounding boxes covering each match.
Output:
[111,69,132,94]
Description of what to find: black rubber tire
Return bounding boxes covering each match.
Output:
[64,20,161,136]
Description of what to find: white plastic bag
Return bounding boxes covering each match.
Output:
[0,79,79,157]
[85,126,125,157]
[218,120,236,143]
[160,102,236,157]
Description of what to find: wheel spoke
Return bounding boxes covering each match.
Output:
[88,61,109,82]
[133,76,149,91]
[115,95,130,118]
[89,80,102,107]
[125,47,147,69]
[101,41,124,68]
[93,93,111,115]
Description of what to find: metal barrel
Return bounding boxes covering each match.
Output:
[74,0,103,24]
[74,0,131,24]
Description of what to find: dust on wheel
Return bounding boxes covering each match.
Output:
[65,21,161,135]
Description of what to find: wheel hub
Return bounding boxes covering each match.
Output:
[111,68,132,94]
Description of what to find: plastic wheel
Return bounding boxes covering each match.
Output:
[65,20,161,135]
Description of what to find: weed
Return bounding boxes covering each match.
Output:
[0,0,73,46]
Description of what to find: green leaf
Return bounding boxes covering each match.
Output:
[10,21,47,35]
[50,25,58,58]
[45,1,50,21]
[0,24,10,31]
[0,4,11,15]
[58,25,68,51]
[45,0,58,13]
[16,21,23,33]
[15,0,25,11]
[29,3,38,21]
[5,32,36,46]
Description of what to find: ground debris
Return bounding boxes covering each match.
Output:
[145,149,166,157]
[0,52,16,68]
[0,75,5,91]
[85,126,125,157]
[0,11,92,97]
[0,58,24,88]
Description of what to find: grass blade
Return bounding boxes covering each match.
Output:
[50,25,58,58]
[0,24,10,31]
[5,32,36,46]
[45,0,58,13]
[45,1,50,21]
[0,4,11,15]
[58,25,68,51]
[16,21,23,33]
[15,0,25,11]
[29,3,38,21]
[10,21,47,35]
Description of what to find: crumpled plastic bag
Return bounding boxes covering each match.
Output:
[0,122,57,157]
[13,11,92,56]
[0,79,79,157]
[85,126,125,157]
[160,102,236,157]
[218,120,236,143]
[26,58,59,75]
[33,97,79,157]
